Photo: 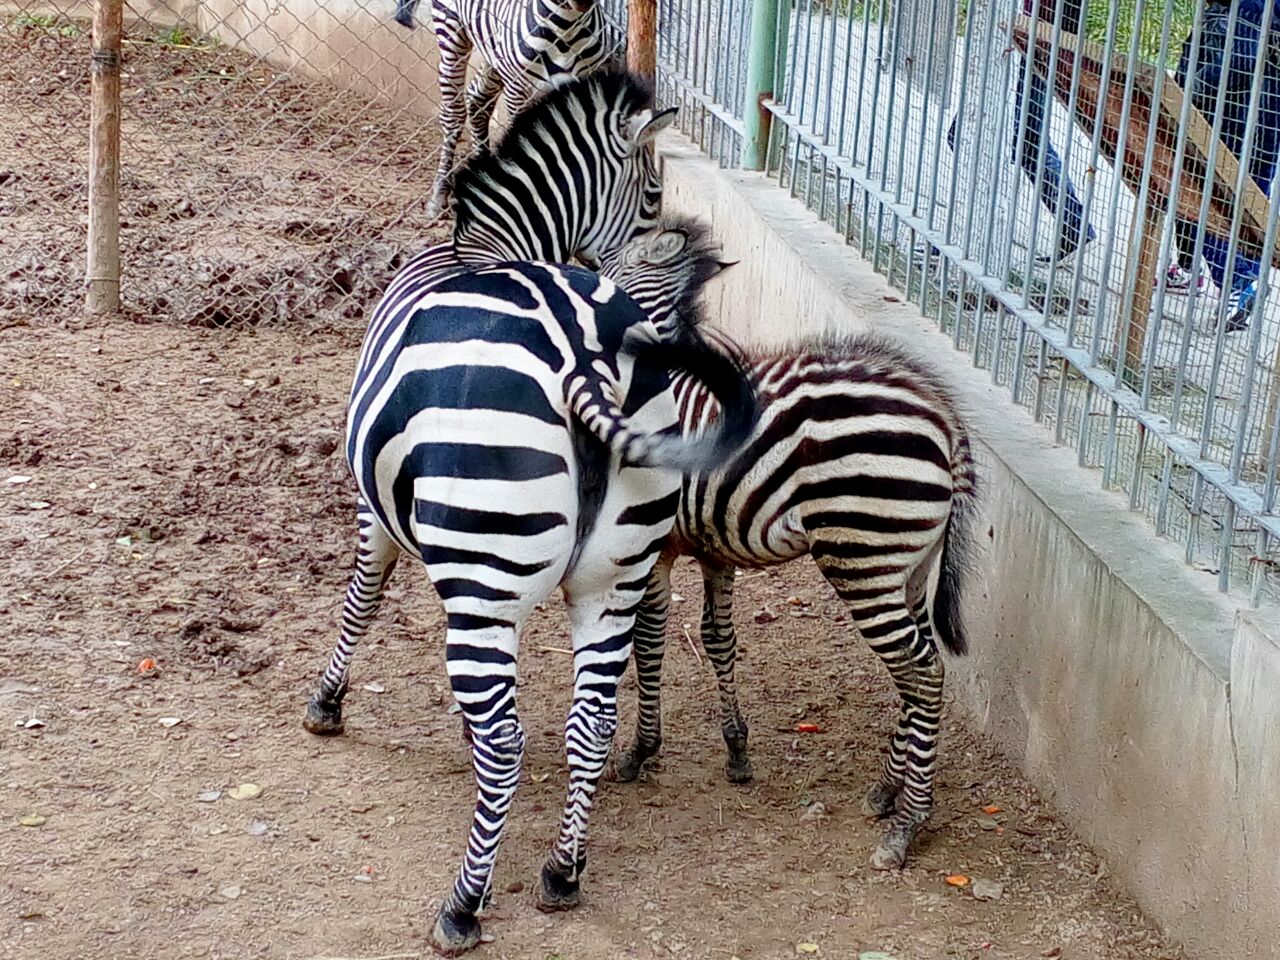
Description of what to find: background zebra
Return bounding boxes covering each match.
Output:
[395,0,617,218]
[598,218,979,872]
[302,73,760,956]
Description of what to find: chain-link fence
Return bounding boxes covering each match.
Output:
[658,0,1280,607]
[3,0,453,329]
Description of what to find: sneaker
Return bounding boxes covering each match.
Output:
[1160,263,1208,295]
[1224,281,1256,333]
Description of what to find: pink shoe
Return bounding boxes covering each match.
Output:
[1159,264,1207,294]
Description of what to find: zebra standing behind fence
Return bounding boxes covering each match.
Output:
[598,218,980,871]
[301,73,761,956]
[394,0,617,219]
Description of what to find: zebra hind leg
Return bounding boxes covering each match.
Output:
[698,563,752,783]
[833,578,945,870]
[432,614,526,955]
[303,503,398,736]
[615,555,674,782]
[538,581,643,911]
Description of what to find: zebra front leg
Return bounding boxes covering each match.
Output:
[615,554,674,782]
[699,563,752,783]
[465,66,502,154]
[304,503,399,736]
[539,594,635,911]
[843,583,945,870]
[432,616,525,955]
[426,21,471,221]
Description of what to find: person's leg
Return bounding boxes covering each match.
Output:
[1020,70,1093,259]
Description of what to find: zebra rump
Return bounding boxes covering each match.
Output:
[755,330,977,655]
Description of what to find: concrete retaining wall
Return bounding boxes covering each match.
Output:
[197,0,441,117]
[6,0,443,119]
[657,132,1280,960]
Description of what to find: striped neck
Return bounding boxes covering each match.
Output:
[450,74,664,269]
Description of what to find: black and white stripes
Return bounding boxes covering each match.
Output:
[401,0,618,218]
[600,218,979,872]
[303,76,759,956]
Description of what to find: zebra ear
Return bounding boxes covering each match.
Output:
[650,230,688,263]
[709,259,738,278]
[626,106,678,151]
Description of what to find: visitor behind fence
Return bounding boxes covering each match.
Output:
[1014,0,1096,263]
[1168,0,1280,331]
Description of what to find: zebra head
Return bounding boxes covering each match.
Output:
[599,214,736,341]
[451,69,677,269]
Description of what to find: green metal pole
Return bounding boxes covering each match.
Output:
[740,0,782,170]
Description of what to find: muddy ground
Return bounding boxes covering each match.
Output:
[1,15,1182,960]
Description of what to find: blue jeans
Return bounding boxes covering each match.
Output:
[1201,234,1261,292]
[1014,61,1093,256]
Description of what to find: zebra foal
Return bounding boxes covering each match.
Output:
[394,0,616,218]
[598,220,980,871]
[301,73,760,956]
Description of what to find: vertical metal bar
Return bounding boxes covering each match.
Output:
[1167,3,1243,436]
[86,0,123,316]
[1129,423,1148,510]
[1087,0,1148,368]
[1063,0,1122,352]
[741,0,782,169]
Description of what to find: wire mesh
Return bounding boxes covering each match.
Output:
[659,0,1279,605]
[656,0,750,166]
[2,0,455,330]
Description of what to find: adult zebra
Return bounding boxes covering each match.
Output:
[301,73,759,956]
[598,217,980,872]
[394,0,617,218]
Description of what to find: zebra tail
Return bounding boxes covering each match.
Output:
[570,336,758,472]
[933,434,978,658]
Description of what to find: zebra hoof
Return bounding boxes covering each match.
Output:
[536,861,582,912]
[431,905,481,956]
[614,738,659,782]
[861,781,899,818]
[724,755,753,784]
[870,818,922,871]
[302,695,345,736]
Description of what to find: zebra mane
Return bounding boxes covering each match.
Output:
[451,68,655,233]
[773,331,965,410]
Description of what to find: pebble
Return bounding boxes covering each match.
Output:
[218,885,241,900]
[971,878,1004,901]
[800,801,828,823]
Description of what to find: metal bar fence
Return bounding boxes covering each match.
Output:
[657,0,1279,607]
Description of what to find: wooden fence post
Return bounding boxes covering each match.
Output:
[86,0,123,316]
[627,0,657,81]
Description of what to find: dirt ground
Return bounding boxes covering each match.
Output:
[1,15,1183,960]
